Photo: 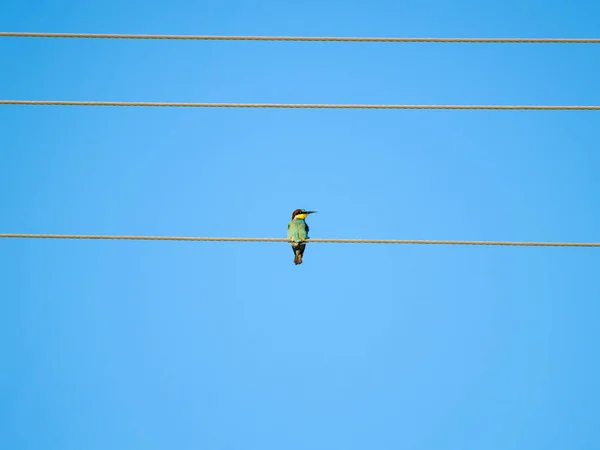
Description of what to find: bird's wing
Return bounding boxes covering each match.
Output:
[298,222,308,241]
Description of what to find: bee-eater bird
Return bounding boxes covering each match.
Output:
[287,209,317,265]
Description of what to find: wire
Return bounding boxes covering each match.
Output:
[1,233,598,247]
[1,32,600,44]
[1,100,599,110]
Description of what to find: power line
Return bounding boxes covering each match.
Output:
[1,32,600,44]
[1,233,598,247]
[1,100,599,110]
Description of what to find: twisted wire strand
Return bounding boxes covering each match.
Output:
[1,32,600,43]
[1,100,599,110]
[1,234,598,247]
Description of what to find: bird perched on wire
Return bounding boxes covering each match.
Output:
[287,209,317,265]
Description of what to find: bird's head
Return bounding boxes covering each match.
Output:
[291,209,317,220]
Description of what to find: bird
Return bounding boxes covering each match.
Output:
[287,209,317,265]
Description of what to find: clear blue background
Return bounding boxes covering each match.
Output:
[1,1,599,449]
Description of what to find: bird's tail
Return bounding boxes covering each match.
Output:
[293,243,305,265]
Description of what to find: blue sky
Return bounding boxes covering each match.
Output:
[1,1,600,449]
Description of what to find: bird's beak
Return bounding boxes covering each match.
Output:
[306,211,317,215]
